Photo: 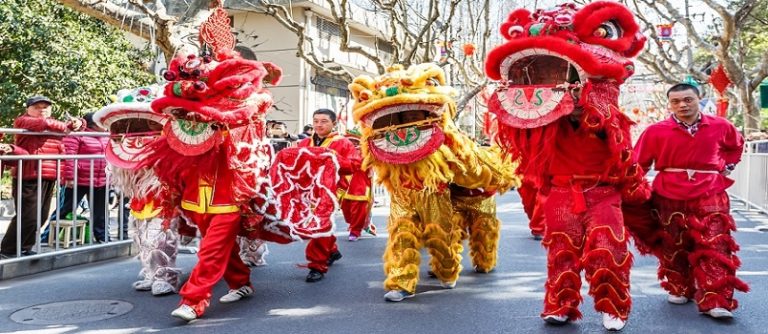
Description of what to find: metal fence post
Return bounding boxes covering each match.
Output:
[745,152,751,212]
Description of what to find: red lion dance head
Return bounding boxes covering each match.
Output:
[152,52,282,157]
[485,1,648,199]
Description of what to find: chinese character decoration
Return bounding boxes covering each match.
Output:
[199,0,236,59]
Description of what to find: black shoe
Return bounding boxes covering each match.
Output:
[306,269,324,283]
[21,250,37,256]
[427,270,437,278]
[327,251,342,266]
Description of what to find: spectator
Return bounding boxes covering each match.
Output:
[0,96,84,258]
[269,121,297,153]
[55,112,111,243]
[297,124,314,139]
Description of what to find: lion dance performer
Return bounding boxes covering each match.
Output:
[342,127,377,242]
[518,179,545,240]
[155,51,282,321]
[124,5,285,320]
[294,108,358,282]
[349,63,516,302]
[95,86,187,296]
[634,83,748,319]
[485,2,650,330]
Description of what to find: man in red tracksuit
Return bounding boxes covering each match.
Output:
[297,108,359,282]
[634,83,748,319]
[171,161,253,320]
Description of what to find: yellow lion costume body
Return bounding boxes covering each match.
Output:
[349,63,519,300]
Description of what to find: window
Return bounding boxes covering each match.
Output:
[376,39,394,54]
[316,18,341,40]
[313,74,349,98]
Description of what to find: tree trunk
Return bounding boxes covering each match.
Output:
[737,84,761,133]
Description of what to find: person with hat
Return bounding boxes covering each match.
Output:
[0,96,85,258]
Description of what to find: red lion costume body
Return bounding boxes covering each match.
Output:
[147,50,285,320]
[485,2,649,329]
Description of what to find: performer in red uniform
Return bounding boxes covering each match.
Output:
[173,160,252,317]
[341,129,375,242]
[297,108,360,282]
[634,83,748,319]
[484,2,651,330]
[517,180,544,240]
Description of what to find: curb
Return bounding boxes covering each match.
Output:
[0,241,136,281]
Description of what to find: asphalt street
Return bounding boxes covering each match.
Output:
[0,192,766,334]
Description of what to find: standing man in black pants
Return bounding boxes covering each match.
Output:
[1,96,84,258]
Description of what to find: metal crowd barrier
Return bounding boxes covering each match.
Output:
[729,140,768,214]
[0,130,129,264]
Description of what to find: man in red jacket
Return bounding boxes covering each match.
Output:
[1,96,84,258]
[297,108,360,282]
[634,83,748,319]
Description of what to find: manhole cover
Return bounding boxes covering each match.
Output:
[10,300,133,325]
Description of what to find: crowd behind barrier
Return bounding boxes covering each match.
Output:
[0,127,378,263]
[729,140,768,214]
[0,128,132,262]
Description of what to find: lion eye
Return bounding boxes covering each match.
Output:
[426,78,440,87]
[594,21,621,40]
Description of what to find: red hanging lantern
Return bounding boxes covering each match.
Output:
[462,43,477,57]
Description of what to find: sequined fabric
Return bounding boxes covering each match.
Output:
[652,192,749,311]
[383,188,463,293]
[452,194,501,272]
[134,216,181,290]
[541,186,631,320]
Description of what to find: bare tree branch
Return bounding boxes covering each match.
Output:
[255,0,353,81]
[326,0,386,74]
[629,0,767,132]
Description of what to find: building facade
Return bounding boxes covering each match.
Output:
[224,0,392,133]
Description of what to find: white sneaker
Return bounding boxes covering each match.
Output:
[667,294,690,305]
[704,307,733,319]
[440,281,457,289]
[151,281,175,296]
[602,313,626,331]
[219,285,254,303]
[542,314,569,325]
[384,290,415,302]
[171,304,197,321]
[132,280,152,291]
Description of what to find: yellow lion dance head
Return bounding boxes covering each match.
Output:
[350,63,513,191]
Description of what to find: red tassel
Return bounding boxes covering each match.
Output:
[716,99,728,117]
